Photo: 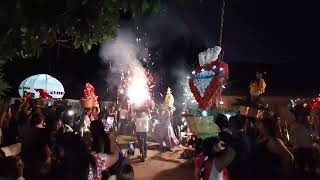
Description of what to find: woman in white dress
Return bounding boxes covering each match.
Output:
[152,111,179,150]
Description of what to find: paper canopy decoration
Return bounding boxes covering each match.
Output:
[18,74,65,99]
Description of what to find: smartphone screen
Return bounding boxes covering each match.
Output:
[106,117,114,126]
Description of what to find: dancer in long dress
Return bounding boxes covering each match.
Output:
[153,111,179,150]
[152,88,179,150]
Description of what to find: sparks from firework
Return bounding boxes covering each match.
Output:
[127,72,150,106]
[118,26,155,106]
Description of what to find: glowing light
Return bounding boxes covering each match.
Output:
[201,69,205,72]
[286,132,290,141]
[202,110,208,117]
[219,67,224,71]
[192,71,196,75]
[219,100,224,105]
[224,113,231,120]
[187,76,190,79]
[119,89,124,94]
[221,85,226,89]
[67,110,74,116]
[127,73,150,106]
[213,65,216,69]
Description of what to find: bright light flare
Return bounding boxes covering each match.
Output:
[127,73,150,106]
[67,110,74,116]
[202,110,208,117]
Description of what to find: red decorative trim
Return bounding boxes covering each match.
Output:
[189,60,228,110]
[34,89,53,100]
[310,97,320,110]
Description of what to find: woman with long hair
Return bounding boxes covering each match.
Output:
[194,137,236,180]
[251,117,293,180]
[55,133,95,180]
[87,113,119,180]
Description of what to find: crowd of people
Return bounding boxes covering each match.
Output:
[0,99,134,180]
[1,97,320,180]
[111,103,181,153]
[193,105,320,180]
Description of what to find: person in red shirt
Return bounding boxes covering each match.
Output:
[194,137,235,180]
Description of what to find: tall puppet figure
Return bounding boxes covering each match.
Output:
[151,87,179,150]
[164,87,175,117]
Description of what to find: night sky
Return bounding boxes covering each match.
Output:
[4,0,320,101]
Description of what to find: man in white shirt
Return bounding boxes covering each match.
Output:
[135,107,150,162]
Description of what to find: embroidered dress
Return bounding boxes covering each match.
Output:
[88,153,108,180]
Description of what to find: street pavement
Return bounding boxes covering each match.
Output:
[117,135,194,180]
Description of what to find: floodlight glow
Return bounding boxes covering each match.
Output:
[202,110,208,117]
[67,110,74,116]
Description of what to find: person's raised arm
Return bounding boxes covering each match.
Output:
[214,142,236,172]
[105,150,119,169]
[194,155,202,180]
[194,166,200,180]
[268,138,294,164]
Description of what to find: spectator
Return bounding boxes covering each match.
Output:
[215,114,232,144]
[118,164,134,180]
[227,116,251,180]
[135,107,150,161]
[250,117,293,180]
[20,113,50,179]
[118,105,129,135]
[195,137,236,180]
[290,104,315,175]
[87,119,119,180]
[55,133,95,180]
[0,99,13,146]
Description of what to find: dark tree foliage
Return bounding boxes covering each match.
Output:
[0,0,160,95]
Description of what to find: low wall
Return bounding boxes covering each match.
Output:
[220,96,312,126]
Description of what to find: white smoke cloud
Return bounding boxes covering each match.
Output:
[100,29,147,73]
[99,28,150,104]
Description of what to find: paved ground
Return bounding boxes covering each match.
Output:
[117,135,194,180]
